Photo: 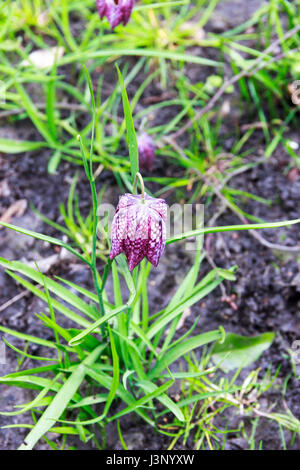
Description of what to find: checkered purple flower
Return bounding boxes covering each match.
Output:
[110,193,168,271]
[138,133,155,172]
[96,0,135,29]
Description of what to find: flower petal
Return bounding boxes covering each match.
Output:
[96,0,107,18]
[121,0,135,26]
[106,4,123,29]
[109,193,168,270]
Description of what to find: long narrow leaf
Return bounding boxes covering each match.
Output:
[148,330,222,379]
[116,64,139,182]
[18,345,104,450]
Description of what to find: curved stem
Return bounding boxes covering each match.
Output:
[133,172,145,202]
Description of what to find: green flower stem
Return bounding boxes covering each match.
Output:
[77,134,106,334]
[133,172,145,202]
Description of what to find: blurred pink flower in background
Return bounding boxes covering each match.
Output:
[96,0,135,29]
[138,133,155,172]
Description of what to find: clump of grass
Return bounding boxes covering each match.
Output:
[0,68,299,450]
[161,350,300,450]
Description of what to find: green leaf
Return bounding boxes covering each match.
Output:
[14,82,57,147]
[137,380,184,422]
[1,268,94,328]
[0,325,72,353]
[0,138,46,153]
[0,259,98,321]
[116,64,139,182]
[147,270,224,340]
[108,380,174,422]
[148,330,222,379]
[59,49,223,69]
[48,150,62,174]
[77,367,155,426]
[102,326,120,417]
[177,388,240,408]
[216,268,236,281]
[68,256,136,346]
[166,219,300,244]
[0,221,87,264]
[211,332,275,372]
[46,60,58,141]
[67,329,100,352]
[0,374,62,417]
[18,345,104,450]
[0,375,63,392]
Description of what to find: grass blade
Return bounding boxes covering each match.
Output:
[116,64,139,182]
[18,345,104,450]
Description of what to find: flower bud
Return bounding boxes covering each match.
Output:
[138,133,155,172]
[96,0,135,29]
[110,193,167,271]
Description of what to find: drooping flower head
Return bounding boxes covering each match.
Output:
[96,0,135,29]
[137,133,155,172]
[110,193,167,271]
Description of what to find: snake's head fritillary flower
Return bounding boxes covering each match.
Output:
[138,133,155,172]
[110,193,168,271]
[96,0,135,29]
